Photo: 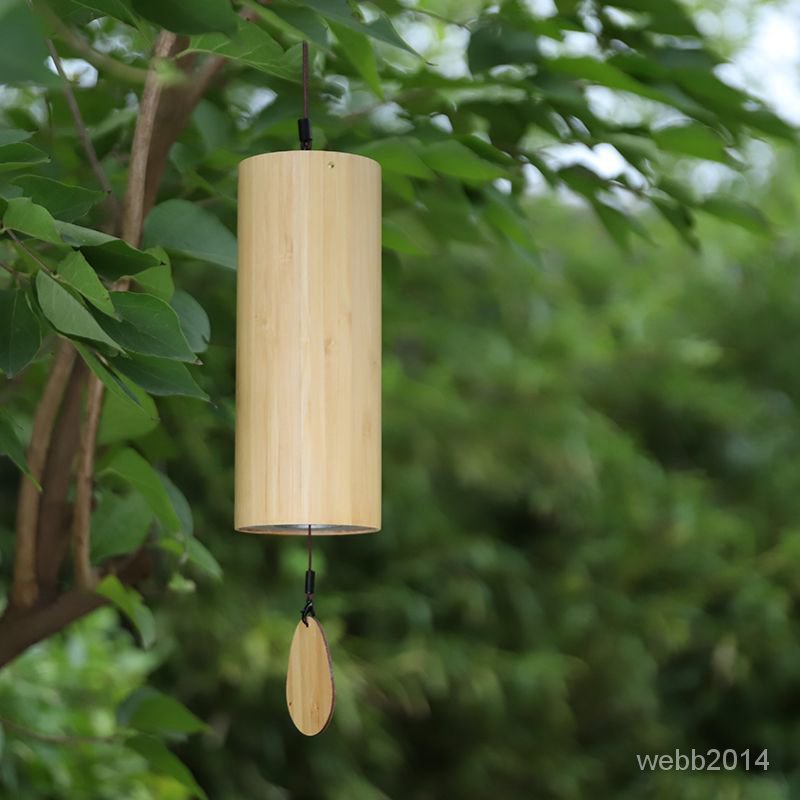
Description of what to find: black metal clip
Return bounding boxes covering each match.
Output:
[301,596,315,626]
[301,568,316,626]
[297,118,312,150]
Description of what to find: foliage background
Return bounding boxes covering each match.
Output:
[1,0,799,798]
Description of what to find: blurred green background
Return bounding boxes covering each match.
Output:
[2,0,800,798]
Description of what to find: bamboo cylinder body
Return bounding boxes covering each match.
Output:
[235,151,381,535]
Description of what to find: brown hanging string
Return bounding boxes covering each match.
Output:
[297,41,312,151]
[302,524,316,625]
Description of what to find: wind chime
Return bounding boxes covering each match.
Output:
[235,43,381,735]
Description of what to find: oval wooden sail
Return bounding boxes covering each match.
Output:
[286,618,335,735]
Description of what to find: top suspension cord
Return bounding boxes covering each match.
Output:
[298,41,312,150]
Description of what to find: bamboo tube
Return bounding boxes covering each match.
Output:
[235,151,381,534]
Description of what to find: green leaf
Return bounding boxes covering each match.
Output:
[462,133,516,166]
[99,447,181,532]
[416,182,481,245]
[656,176,696,206]
[592,199,632,251]
[132,264,174,301]
[98,379,159,445]
[170,290,210,354]
[119,687,206,735]
[192,100,234,153]
[113,353,209,400]
[0,0,54,85]
[0,130,31,145]
[0,142,49,172]
[11,176,104,222]
[186,20,299,80]
[468,22,538,73]
[330,22,383,97]
[57,251,117,317]
[128,736,208,799]
[357,138,434,179]
[652,123,729,163]
[143,199,237,270]
[557,164,604,197]
[96,575,156,648]
[160,536,222,580]
[130,0,236,34]
[3,197,62,244]
[252,3,329,48]
[72,340,143,410]
[609,0,698,36]
[653,198,699,251]
[545,55,655,97]
[159,473,193,535]
[54,221,116,246]
[35,271,121,350]
[383,171,415,202]
[97,292,196,362]
[606,133,661,167]
[91,490,154,563]
[0,288,41,376]
[0,412,37,483]
[421,141,506,182]
[382,214,436,256]
[301,0,415,54]
[54,222,165,277]
[737,105,797,141]
[483,191,533,249]
[185,537,222,580]
[700,197,770,235]
[168,573,196,593]
[82,240,164,280]
[64,0,136,23]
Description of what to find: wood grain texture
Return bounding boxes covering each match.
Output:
[235,151,382,535]
[286,617,336,736]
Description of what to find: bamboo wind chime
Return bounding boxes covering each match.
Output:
[235,42,382,736]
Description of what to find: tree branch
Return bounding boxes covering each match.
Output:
[5,230,56,275]
[45,38,121,218]
[0,716,119,745]
[68,35,230,596]
[12,340,76,609]
[0,586,103,667]
[34,1,150,85]
[71,376,103,590]
[0,549,152,669]
[67,31,180,599]
[0,260,26,280]
[139,0,261,216]
[4,25,229,665]
[35,359,86,599]
[142,54,227,217]
[122,31,179,246]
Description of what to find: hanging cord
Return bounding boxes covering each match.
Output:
[297,41,312,151]
[301,524,316,625]
[297,42,313,624]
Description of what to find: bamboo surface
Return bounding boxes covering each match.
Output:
[235,151,381,534]
[286,618,336,736]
